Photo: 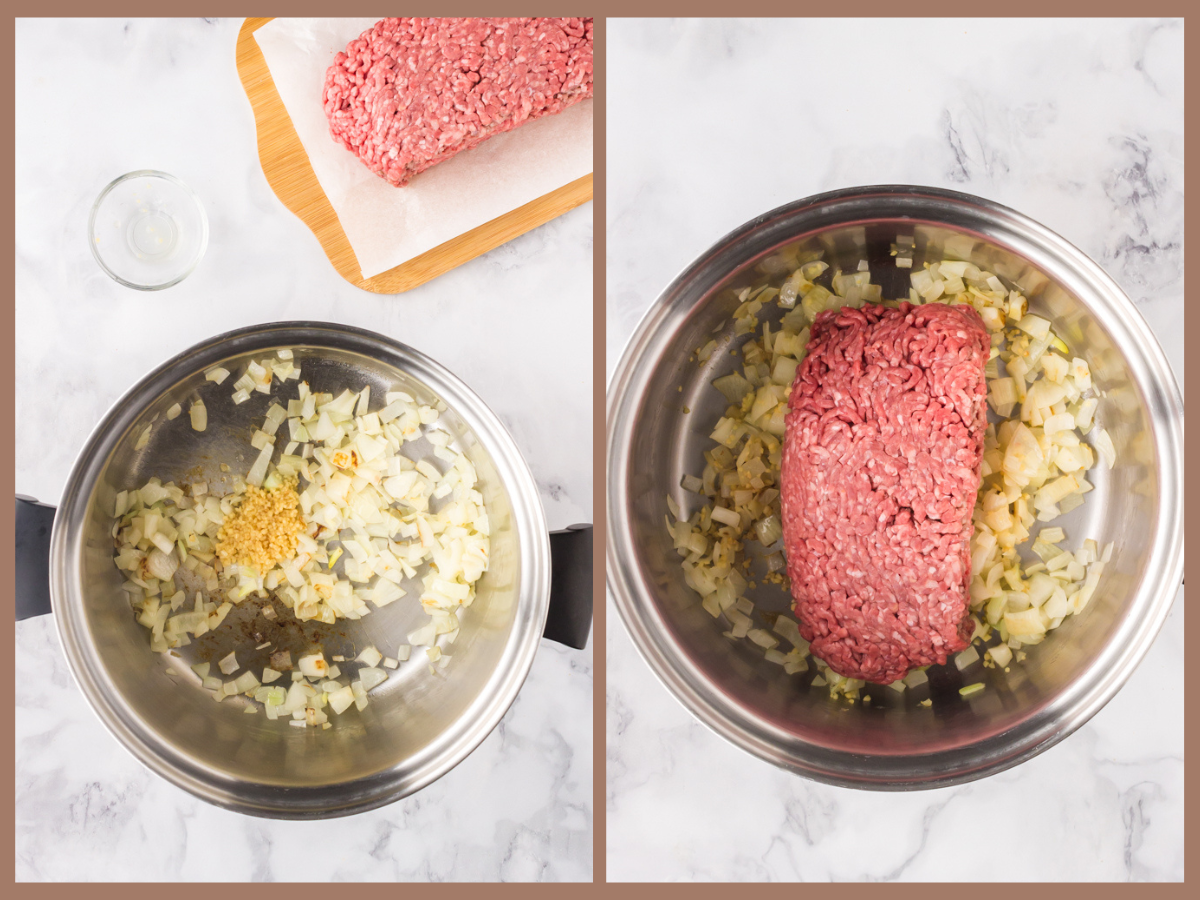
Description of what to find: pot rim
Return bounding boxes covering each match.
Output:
[606,184,1185,790]
[51,321,550,818]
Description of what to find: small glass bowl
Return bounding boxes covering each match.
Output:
[88,170,209,290]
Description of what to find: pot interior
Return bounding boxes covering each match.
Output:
[58,330,543,815]
[611,195,1182,786]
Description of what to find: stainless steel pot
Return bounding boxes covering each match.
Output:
[17,322,592,818]
[607,186,1183,789]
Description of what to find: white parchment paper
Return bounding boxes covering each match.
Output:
[253,18,593,280]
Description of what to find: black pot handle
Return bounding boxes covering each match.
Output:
[16,496,56,620]
[545,524,593,649]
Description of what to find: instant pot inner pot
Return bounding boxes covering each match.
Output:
[626,221,1159,757]
[75,346,521,787]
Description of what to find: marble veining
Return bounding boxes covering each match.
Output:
[606,17,1182,882]
[16,17,591,882]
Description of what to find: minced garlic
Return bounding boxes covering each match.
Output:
[216,479,304,572]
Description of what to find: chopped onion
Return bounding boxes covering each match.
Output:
[954,645,980,670]
[747,628,778,650]
[298,653,328,679]
[147,548,178,581]
[356,645,383,668]
[1092,426,1116,469]
[263,404,287,435]
[358,667,388,691]
[1004,607,1046,638]
[218,651,239,675]
[245,442,273,487]
[754,515,782,547]
[190,400,207,432]
[712,373,754,404]
[711,506,740,528]
[1015,314,1051,341]
[987,644,1013,667]
[229,670,259,694]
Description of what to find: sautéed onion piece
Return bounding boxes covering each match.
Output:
[671,250,1114,701]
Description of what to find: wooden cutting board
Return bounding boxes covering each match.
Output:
[235,17,593,294]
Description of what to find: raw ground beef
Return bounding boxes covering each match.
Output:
[779,302,990,684]
[323,17,593,186]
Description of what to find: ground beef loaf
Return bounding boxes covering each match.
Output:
[779,302,990,684]
[323,17,593,186]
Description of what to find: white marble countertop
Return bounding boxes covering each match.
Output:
[606,18,1183,882]
[15,18,592,882]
